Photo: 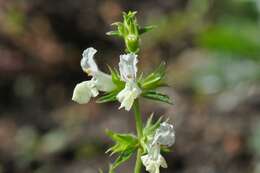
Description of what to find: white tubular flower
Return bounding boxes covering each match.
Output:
[93,72,115,92]
[116,54,141,111]
[141,122,175,173]
[80,47,115,92]
[72,80,99,104]
[152,122,175,147]
[72,47,116,104]
[116,82,141,111]
[141,144,167,173]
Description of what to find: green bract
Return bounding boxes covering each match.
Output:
[141,114,163,152]
[106,130,138,171]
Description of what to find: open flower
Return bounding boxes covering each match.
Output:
[117,81,141,111]
[141,122,175,173]
[116,54,141,111]
[141,144,167,173]
[152,122,175,147]
[72,47,115,104]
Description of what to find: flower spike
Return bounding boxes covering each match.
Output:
[72,11,175,173]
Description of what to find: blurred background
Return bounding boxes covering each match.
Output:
[0,0,260,173]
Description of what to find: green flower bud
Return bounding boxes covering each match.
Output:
[107,11,155,53]
[125,34,139,53]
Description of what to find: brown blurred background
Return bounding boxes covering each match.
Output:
[0,0,260,173]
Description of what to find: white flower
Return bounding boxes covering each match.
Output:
[116,54,141,111]
[72,80,98,104]
[93,72,115,92]
[72,47,115,104]
[81,47,98,75]
[116,82,141,111]
[141,122,175,173]
[141,144,167,173]
[119,54,138,81]
[152,122,175,147]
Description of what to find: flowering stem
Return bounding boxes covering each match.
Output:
[133,99,143,173]
[133,99,143,137]
[135,148,142,173]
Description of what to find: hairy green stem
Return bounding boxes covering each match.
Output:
[133,99,143,173]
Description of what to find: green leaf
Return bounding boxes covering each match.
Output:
[145,113,154,129]
[139,25,156,35]
[106,130,138,155]
[106,131,137,144]
[140,62,167,90]
[108,66,125,88]
[143,114,162,137]
[142,91,173,105]
[106,31,121,36]
[108,164,115,173]
[111,148,134,169]
[141,114,163,152]
[105,130,138,171]
[96,91,117,103]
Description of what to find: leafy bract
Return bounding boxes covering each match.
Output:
[140,114,163,152]
[138,25,156,35]
[142,91,173,105]
[140,62,167,90]
[106,130,138,155]
[106,130,139,170]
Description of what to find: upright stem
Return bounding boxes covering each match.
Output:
[133,99,143,173]
[133,99,143,138]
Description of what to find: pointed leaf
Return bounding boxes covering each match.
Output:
[96,91,117,103]
[111,148,134,169]
[106,31,121,36]
[106,130,138,155]
[139,25,156,35]
[140,62,167,90]
[142,91,173,104]
[108,66,125,87]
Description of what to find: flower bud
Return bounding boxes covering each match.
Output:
[125,34,139,53]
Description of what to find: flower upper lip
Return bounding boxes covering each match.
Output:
[119,53,138,82]
[152,122,175,147]
[81,47,99,75]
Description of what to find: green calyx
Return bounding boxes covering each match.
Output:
[107,11,155,53]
